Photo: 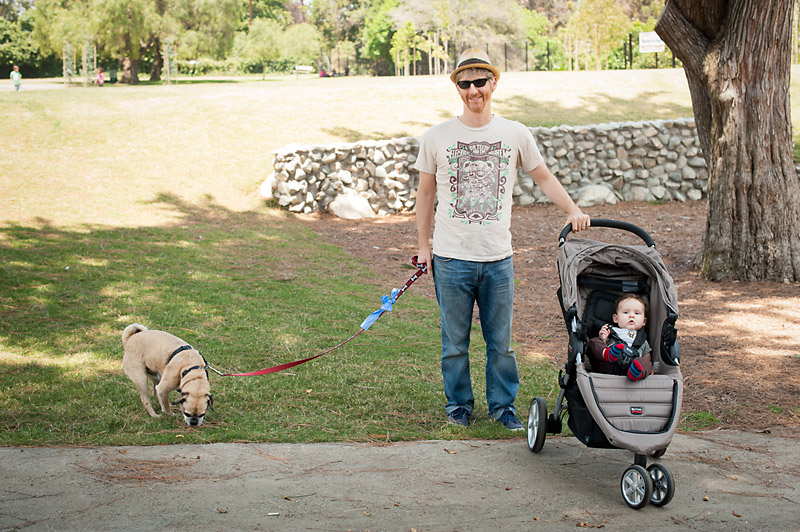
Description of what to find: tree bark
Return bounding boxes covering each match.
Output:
[656,0,800,282]
[150,37,163,82]
[118,57,140,84]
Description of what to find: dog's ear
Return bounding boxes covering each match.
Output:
[207,394,214,411]
[171,392,188,406]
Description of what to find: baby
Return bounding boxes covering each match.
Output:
[588,294,653,381]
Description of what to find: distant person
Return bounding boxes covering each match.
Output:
[319,68,327,78]
[414,48,590,430]
[10,65,21,91]
[96,67,104,87]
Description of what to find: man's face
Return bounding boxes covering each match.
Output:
[456,71,496,114]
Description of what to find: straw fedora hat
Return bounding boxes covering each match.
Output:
[449,48,501,84]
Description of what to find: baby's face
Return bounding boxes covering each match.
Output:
[613,299,647,331]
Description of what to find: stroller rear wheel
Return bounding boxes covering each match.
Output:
[647,463,675,506]
[526,397,547,453]
[621,465,653,509]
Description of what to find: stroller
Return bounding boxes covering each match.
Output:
[525,219,682,509]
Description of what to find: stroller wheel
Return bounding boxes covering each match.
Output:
[621,465,653,509]
[650,447,667,458]
[648,463,675,506]
[526,397,547,453]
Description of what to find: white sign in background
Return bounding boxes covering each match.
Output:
[639,31,666,53]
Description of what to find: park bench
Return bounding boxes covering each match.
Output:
[293,65,314,79]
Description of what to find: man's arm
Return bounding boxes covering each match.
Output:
[416,171,436,267]
[528,163,590,232]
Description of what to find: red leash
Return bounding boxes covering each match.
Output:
[207,257,428,377]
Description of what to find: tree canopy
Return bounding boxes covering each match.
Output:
[8,0,714,80]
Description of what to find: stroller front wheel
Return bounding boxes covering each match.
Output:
[621,465,653,509]
[648,463,675,506]
[526,397,547,453]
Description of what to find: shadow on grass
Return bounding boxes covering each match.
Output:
[497,91,693,127]
[0,195,449,444]
[0,194,356,361]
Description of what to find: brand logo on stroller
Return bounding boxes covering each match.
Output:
[630,406,644,416]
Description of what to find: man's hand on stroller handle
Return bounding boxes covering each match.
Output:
[566,210,591,232]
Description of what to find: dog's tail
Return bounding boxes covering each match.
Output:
[122,323,148,345]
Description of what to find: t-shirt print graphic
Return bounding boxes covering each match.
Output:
[447,140,510,224]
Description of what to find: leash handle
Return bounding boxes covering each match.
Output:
[395,255,427,300]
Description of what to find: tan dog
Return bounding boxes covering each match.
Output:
[122,324,213,426]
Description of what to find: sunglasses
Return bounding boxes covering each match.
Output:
[456,77,492,90]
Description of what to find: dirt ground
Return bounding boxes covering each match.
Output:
[299,201,800,435]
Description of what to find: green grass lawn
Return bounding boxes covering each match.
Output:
[1,68,798,445]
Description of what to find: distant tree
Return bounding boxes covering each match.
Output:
[656,0,800,281]
[309,0,365,71]
[242,17,280,78]
[31,0,93,59]
[172,0,241,61]
[241,0,292,28]
[390,20,421,76]
[521,7,560,70]
[566,0,630,70]
[309,0,364,49]
[522,0,571,29]
[280,22,320,66]
[362,0,398,75]
[391,0,527,68]
[0,0,33,22]
[92,0,158,83]
[0,12,39,69]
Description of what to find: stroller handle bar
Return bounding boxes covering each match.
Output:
[559,219,656,248]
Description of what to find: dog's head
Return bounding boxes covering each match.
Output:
[171,385,214,427]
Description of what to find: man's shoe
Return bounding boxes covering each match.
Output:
[447,407,471,427]
[497,409,524,431]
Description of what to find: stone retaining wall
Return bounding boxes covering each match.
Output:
[261,118,707,218]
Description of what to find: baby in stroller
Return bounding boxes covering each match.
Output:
[587,294,653,381]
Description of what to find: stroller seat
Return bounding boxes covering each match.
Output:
[573,274,683,451]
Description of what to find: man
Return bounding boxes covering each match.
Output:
[414,48,590,430]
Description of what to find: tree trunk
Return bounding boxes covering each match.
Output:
[118,57,140,84]
[656,0,800,282]
[150,37,163,82]
[594,25,601,70]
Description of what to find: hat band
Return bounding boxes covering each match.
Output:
[457,58,491,69]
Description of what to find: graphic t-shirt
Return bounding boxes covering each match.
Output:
[10,71,21,85]
[415,116,544,261]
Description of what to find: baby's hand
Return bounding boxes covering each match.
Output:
[599,324,610,341]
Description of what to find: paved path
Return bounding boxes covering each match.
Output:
[2,430,798,531]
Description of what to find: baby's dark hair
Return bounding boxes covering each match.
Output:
[616,294,647,313]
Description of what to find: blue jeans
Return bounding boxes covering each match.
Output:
[433,254,519,420]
